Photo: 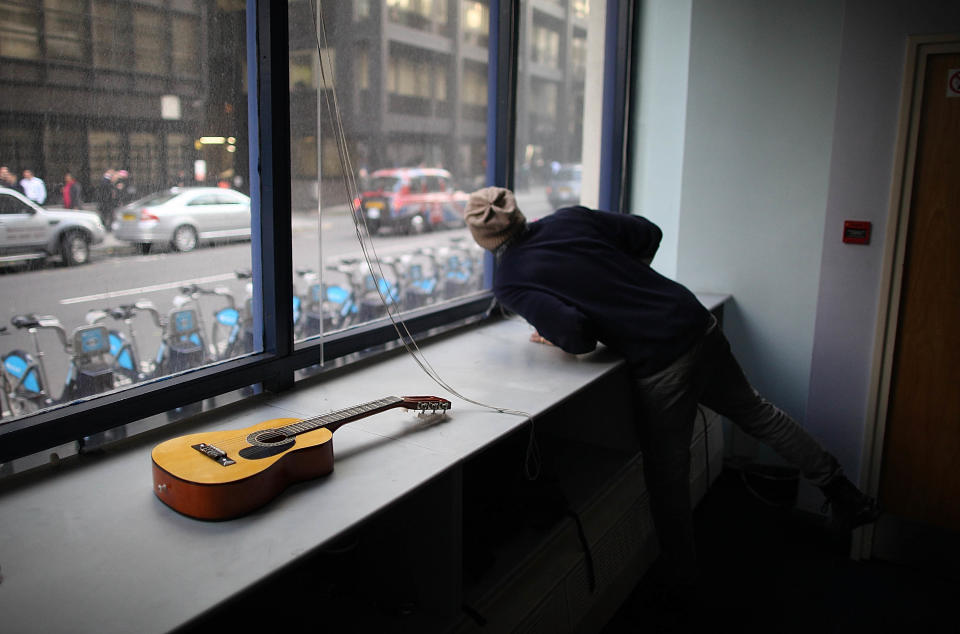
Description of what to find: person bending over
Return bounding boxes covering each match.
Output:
[463,186,880,588]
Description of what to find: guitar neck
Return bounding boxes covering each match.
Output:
[280,396,405,437]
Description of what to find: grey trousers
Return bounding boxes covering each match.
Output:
[633,317,840,583]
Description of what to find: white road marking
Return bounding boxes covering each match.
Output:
[59,273,237,305]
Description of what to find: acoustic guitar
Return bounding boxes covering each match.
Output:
[151,395,451,520]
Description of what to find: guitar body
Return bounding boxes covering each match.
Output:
[152,418,335,520]
[150,396,451,521]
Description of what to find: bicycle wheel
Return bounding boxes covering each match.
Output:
[4,393,41,419]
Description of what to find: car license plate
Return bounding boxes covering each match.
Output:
[122,212,137,221]
[365,200,384,209]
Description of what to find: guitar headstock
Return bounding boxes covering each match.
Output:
[399,396,452,411]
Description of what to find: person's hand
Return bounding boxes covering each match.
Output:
[529,331,554,346]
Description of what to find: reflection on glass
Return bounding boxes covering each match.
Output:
[289,1,487,350]
[515,0,592,219]
[0,1,251,423]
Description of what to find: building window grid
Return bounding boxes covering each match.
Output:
[0,1,630,466]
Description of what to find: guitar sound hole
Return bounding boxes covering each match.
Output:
[257,430,288,444]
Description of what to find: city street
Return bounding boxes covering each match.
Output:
[0,187,557,404]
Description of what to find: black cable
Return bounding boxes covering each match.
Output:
[697,405,710,488]
[567,508,597,593]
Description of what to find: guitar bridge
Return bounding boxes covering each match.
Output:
[192,443,236,466]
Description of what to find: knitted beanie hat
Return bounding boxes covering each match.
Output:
[464,187,527,251]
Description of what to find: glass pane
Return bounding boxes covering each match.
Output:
[386,0,450,36]
[289,1,487,353]
[171,15,200,77]
[462,1,489,48]
[515,0,595,219]
[133,7,165,74]
[91,1,125,70]
[44,0,86,61]
[0,2,251,427]
[0,2,41,59]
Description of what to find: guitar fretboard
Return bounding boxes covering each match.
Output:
[279,396,404,437]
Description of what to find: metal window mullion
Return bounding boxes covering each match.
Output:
[249,0,294,392]
[598,0,635,213]
[484,0,520,287]
[486,0,519,189]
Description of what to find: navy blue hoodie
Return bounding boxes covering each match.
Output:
[493,206,711,376]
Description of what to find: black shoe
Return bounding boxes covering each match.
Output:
[819,475,881,531]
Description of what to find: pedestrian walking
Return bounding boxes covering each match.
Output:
[62,171,83,209]
[97,169,118,230]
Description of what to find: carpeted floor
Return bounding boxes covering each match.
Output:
[602,467,960,633]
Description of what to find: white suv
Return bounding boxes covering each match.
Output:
[0,187,106,267]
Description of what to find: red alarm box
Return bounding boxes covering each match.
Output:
[843,220,871,245]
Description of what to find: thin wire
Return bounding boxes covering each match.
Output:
[310,2,539,477]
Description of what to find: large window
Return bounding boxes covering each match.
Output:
[1,0,250,462]
[289,2,476,360]
[515,0,596,214]
[0,1,632,473]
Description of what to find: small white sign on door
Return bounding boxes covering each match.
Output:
[948,69,960,98]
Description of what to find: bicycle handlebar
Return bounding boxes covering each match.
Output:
[11,314,69,349]
[179,284,237,308]
[133,300,164,328]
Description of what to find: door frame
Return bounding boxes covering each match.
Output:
[858,34,960,559]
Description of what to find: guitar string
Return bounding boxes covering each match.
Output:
[310,1,540,479]
[201,397,408,452]
[205,396,453,452]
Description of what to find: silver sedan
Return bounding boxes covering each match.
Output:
[114,187,251,253]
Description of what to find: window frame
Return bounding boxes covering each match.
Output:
[0,0,636,465]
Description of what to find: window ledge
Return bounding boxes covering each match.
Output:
[0,294,728,634]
